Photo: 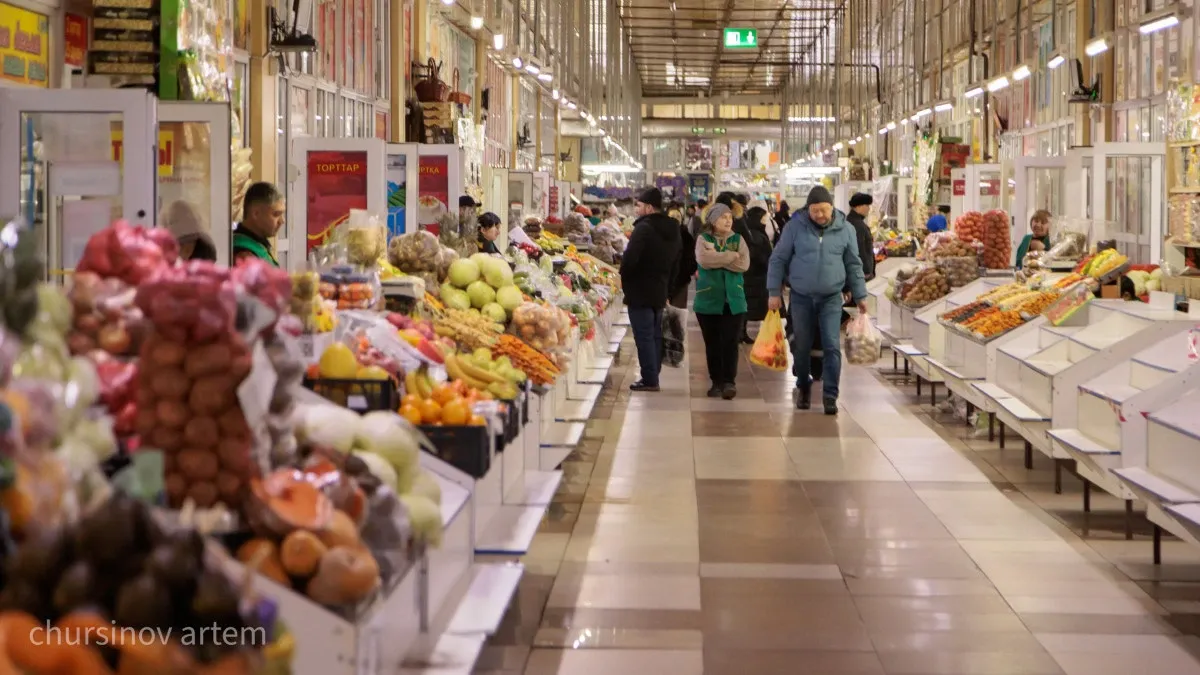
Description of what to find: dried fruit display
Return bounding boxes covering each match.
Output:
[934,256,980,286]
[962,308,1025,338]
[977,282,1028,305]
[1052,273,1087,290]
[940,300,988,324]
[981,210,1012,269]
[1011,291,1061,317]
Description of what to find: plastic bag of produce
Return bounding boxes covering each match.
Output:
[844,313,883,366]
[75,221,174,286]
[749,310,789,371]
[661,306,686,367]
[135,261,238,344]
[388,231,443,273]
[563,213,593,248]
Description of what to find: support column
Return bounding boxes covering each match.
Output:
[248,0,277,184]
[1096,0,1114,143]
[535,95,543,172]
[413,0,428,63]
[390,0,406,142]
[1074,0,1093,147]
[475,35,487,124]
[511,76,521,162]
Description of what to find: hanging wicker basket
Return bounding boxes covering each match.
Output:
[414,58,450,102]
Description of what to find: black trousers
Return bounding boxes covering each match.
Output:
[696,306,744,387]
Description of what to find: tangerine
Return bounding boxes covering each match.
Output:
[441,398,470,426]
[468,414,487,427]
[399,404,422,426]
[401,393,422,410]
[431,383,457,406]
[418,398,443,424]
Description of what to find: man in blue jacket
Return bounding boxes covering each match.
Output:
[767,186,869,414]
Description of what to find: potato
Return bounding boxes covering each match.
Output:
[183,416,220,449]
[216,472,244,504]
[184,343,234,379]
[216,437,252,474]
[156,400,191,429]
[146,339,188,368]
[187,481,219,508]
[165,472,188,506]
[188,374,237,415]
[218,408,250,438]
[149,426,184,452]
[176,447,220,481]
[135,407,157,436]
[150,369,191,400]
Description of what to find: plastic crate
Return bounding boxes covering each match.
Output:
[303,378,400,413]
[419,424,491,478]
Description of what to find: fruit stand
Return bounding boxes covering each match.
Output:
[0,208,621,675]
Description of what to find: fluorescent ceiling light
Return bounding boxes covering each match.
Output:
[915,107,932,118]
[934,100,954,112]
[670,0,676,10]
[964,85,984,98]
[1085,36,1110,56]
[832,142,844,150]
[469,16,483,29]
[525,62,540,75]
[551,89,560,100]
[1047,53,1066,69]
[538,71,553,82]
[512,56,523,69]
[440,0,453,5]
[1140,14,1180,34]
[855,136,863,142]
[1012,64,1032,81]
[878,127,889,135]
[900,118,909,125]
[786,166,842,177]
[864,133,871,139]
[987,76,1010,92]
[599,129,606,136]
[493,33,505,50]
[581,164,640,174]
[886,121,897,130]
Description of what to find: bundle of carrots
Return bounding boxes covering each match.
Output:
[495,334,560,385]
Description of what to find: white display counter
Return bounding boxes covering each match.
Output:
[976,299,1195,465]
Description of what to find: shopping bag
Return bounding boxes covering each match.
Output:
[749,310,789,371]
[662,306,686,367]
[844,312,883,365]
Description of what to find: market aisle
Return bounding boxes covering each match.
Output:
[475,323,1200,675]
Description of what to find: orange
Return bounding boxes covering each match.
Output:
[418,399,442,424]
[401,393,422,410]
[431,384,457,406]
[399,404,423,426]
[441,398,470,426]
[468,414,487,427]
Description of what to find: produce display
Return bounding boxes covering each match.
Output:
[1045,283,1093,325]
[958,307,1025,338]
[934,257,979,287]
[1076,249,1130,279]
[954,211,986,244]
[898,267,950,307]
[510,302,571,352]
[290,271,336,333]
[1124,267,1164,295]
[563,212,592,249]
[494,334,560,385]
[980,210,1012,269]
[440,254,520,323]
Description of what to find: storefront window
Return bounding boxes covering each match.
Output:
[291,87,311,139]
[234,61,249,147]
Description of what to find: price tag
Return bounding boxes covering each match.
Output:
[347,395,369,410]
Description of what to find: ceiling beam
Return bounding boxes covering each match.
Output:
[642,94,782,105]
[705,0,737,97]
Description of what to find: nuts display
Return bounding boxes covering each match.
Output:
[934,256,980,287]
[899,267,950,307]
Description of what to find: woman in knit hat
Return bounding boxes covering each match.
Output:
[694,203,750,399]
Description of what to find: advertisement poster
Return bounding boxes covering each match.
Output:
[385,154,408,240]
[0,2,48,87]
[306,151,368,253]
[418,155,449,234]
[64,13,86,68]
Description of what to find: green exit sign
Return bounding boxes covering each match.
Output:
[723,28,757,49]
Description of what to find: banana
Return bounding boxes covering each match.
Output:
[445,354,489,390]
[487,381,519,400]
[404,370,421,398]
[456,355,506,385]
[415,366,435,398]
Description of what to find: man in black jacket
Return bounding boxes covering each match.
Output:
[621,187,683,392]
[847,193,876,281]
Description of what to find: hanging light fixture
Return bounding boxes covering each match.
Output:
[1012,64,1032,81]
[493,33,505,50]
[470,16,484,30]
[986,75,1010,92]
[1139,4,1184,34]
[1085,35,1111,56]
[964,84,985,98]
[1047,50,1066,69]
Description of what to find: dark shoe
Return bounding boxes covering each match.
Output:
[740,333,754,345]
[721,383,737,400]
[630,381,661,392]
[796,387,812,410]
[823,397,838,415]
[706,385,722,398]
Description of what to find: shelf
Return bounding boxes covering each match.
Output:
[506,469,562,507]
[475,505,548,555]
[1132,332,1195,373]
[446,563,525,634]
[540,446,572,471]
[1148,388,1200,441]
[401,634,487,675]
[1078,382,1143,405]
[555,393,597,422]
[996,395,1049,422]
[541,420,585,447]
[1048,428,1118,458]
[1113,467,1200,506]
[893,343,926,357]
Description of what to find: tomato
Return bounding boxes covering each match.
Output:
[399,404,422,426]
[418,399,442,424]
[441,398,469,426]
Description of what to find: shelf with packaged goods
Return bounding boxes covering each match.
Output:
[978,299,1194,459]
[1049,323,1200,502]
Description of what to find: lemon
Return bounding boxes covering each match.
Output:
[319,342,360,379]
[356,365,391,381]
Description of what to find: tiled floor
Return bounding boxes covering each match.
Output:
[476,323,1200,675]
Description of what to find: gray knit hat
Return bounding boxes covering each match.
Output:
[705,203,731,228]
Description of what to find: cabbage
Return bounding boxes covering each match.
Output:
[447,258,481,288]
[1150,268,1164,280]
[495,284,524,312]
[442,287,472,311]
[1147,279,1162,292]
[480,257,514,288]
[355,451,399,491]
[400,494,443,547]
[409,471,442,506]
[481,303,507,324]
[466,280,497,308]
[296,403,361,453]
[1127,270,1149,295]
[355,411,420,479]
[67,357,100,410]
[36,284,73,336]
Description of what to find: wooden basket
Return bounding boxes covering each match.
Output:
[448,68,472,106]
[414,58,449,102]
